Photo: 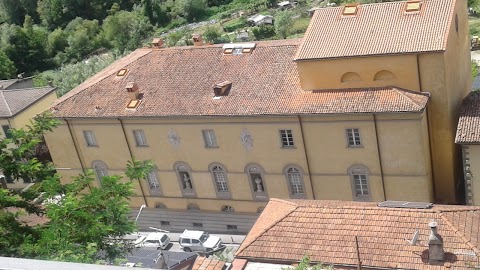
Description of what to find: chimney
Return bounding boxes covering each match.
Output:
[428,221,444,264]
[192,34,204,46]
[152,38,164,48]
[214,81,232,96]
[126,82,139,100]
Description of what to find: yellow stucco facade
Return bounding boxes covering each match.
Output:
[44,0,471,215]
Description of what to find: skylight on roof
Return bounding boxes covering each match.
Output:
[117,68,128,77]
[405,1,421,12]
[126,99,140,109]
[223,43,256,55]
[342,4,358,16]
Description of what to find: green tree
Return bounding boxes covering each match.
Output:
[47,28,68,57]
[0,51,16,79]
[274,10,294,39]
[283,255,333,270]
[203,26,222,43]
[174,0,207,22]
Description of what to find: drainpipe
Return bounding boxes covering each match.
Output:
[66,119,86,172]
[118,118,148,207]
[298,115,315,199]
[373,114,386,201]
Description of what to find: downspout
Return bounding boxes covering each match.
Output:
[417,54,437,202]
[298,115,315,199]
[119,118,148,207]
[373,114,386,201]
[66,119,86,172]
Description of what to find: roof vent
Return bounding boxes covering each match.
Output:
[405,1,421,12]
[152,38,164,48]
[428,221,444,264]
[126,82,139,100]
[214,81,232,97]
[342,4,359,16]
[192,34,204,46]
[222,43,256,55]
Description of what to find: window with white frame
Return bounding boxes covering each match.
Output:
[133,129,148,146]
[348,165,371,201]
[346,128,361,147]
[146,170,160,191]
[92,160,108,183]
[212,166,228,192]
[286,167,305,198]
[83,130,97,146]
[175,162,195,197]
[202,129,218,148]
[280,129,294,147]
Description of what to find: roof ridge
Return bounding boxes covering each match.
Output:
[235,199,298,256]
[0,90,12,115]
[392,87,429,108]
[442,0,456,50]
[2,86,55,92]
[439,213,480,255]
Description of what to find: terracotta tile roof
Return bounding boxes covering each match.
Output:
[192,256,226,270]
[235,199,480,270]
[295,0,454,60]
[51,41,428,118]
[456,91,480,144]
[0,87,56,117]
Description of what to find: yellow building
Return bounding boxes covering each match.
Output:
[44,0,470,231]
[456,92,480,205]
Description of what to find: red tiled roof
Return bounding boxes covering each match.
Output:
[192,256,226,270]
[235,199,480,270]
[456,91,480,144]
[51,41,428,118]
[295,0,454,60]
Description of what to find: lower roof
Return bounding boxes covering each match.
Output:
[51,41,428,119]
[456,91,480,144]
[236,199,480,270]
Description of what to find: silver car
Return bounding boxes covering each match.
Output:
[179,230,223,253]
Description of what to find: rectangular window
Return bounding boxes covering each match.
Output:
[193,222,203,228]
[146,171,160,190]
[354,174,369,196]
[280,129,294,147]
[202,129,218,148]
[83,130,97,146]
[133,129,147,146]
[227,225,238,230]
[2,125,12,139]
[346,128,361,147]
[160,221,170,226]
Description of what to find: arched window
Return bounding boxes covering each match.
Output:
[373,70,395,81]
[245,163,268,201]
[146,169,161,195]
[187,203,200,211]
[209,163,231,199]
[221,205,235,212]
[348,165,371,201]
[174,162,195,197]
[341,72,362,82]
[92,160,108,184]
[284,165,306,199]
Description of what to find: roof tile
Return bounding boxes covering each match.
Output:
[456,91,480,143]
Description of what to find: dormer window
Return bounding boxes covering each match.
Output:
[232,48,243,55]
[342,4,358,16]
[405,1,421,12]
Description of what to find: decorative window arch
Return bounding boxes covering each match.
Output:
[373,70,396,81]
[209,163,231,199]
[174,162,196,197]
[155,202,167,209]
[91,160,108,184]
[221,205,235,212]
[348,164,371,202]
[341,72,362,82]
[187,203,200,211]
[283,165,306,199]
[245,163,268,201]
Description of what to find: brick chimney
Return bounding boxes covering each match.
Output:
[192,34,204,46]
[214,81,232,96]
[428,221,444,264]
[152,38,164,48]
[126,82,139,100]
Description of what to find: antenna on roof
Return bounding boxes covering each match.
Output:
[405,230,419,246]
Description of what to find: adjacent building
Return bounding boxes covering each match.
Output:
[44,0,470,228]
[235,198,480,269]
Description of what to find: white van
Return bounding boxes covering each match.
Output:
[134,232,170,250]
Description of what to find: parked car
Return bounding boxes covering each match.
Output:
[179,230,223,253]
[134,232,170,250]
